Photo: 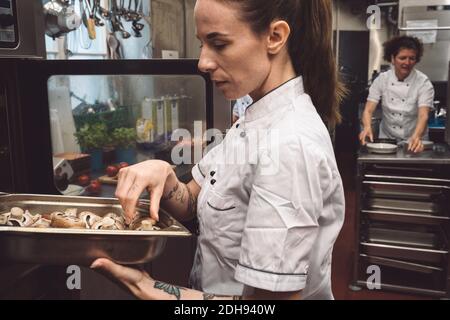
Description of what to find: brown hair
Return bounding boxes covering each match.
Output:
[383,35,424,63]
[222,0,345,127]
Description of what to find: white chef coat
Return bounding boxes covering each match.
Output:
[233,95,253,119]
[367,68,434,141]
[189,77,345,300]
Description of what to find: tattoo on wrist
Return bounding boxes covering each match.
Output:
[186,184,197,216]
[154,281,186,300]
[203,293,242,300]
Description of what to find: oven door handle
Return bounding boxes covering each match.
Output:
[0,192,9,197]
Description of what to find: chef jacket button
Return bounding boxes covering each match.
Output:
[392,83,395,86]
[210,171,216,177]
[407,84,410,87]
[236,124,240,129]
[240,132,246,138]
[211,179,216,185]
[402,99,405,102]
[391,98,394,101]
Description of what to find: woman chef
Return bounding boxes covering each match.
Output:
[91,0,346,300]
[359,36,435,153]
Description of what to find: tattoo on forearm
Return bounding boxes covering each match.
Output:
[154,281,186,300]
[203,293,238,300]
[176,184,186,203]
[162,182,185,204]
[186,184,197,216]
[203,293,215,300]
[162,182,179,202]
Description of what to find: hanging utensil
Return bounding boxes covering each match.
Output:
[93,0,104,26]
[125,0,133,21]
[135,0,142,21]
[80,0,88,27]
[84,0,96,40]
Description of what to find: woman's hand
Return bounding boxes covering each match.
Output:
[91,258,154,300]
[359,127,374,145]
[408,135,424,153]
[115,160,173,223]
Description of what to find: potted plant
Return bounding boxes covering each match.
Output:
[112,127,137,164]
[74,123,109,172]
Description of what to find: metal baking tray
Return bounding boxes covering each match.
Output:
[0,193,191,265]
[360,254,443,274]
[367,198,440,214]
[360,242,447,264]
[361,210,450,226]
[367,227,439,249]
[363,181,447,201]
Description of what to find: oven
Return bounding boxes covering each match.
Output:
[353,157,450,298]
[0,0,45,59]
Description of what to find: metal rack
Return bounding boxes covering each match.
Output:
[351,149,450,298]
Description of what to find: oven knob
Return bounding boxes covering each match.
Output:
[0,14,15,28]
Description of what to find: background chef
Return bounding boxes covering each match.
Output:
[359,36,435,153]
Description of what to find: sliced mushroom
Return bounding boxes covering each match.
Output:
[51,215,86,229]
[50,212,65,220]
[8,213,34,227]
[25,210,41,224]
[64,208,78,217]
[0,213,10,225]
[92,216,125,230]
[130,214,157,231]
[104,213,125,224]
[79,211,102,229]
[32,218,52,228]
[10,207,24,219]
[135,219,154,231]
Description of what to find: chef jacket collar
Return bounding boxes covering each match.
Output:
[390,66,417,83]
[244,76,305,125]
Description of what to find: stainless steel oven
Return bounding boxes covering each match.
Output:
[0,0,45,59]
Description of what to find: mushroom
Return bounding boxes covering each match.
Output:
[51,215,86,229]
[50,212,65,220]
[64,208,78,217]
[32,218,52,228]
[134,219,154,231]
[92,216,125,230]
[104,213,125,224]
[10,207,24,219]
[8,211,34,227]
[79,211,102,229]
[0,213,10,226]
[130,213,157,231]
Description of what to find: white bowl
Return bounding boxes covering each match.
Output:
[366,143,398,154]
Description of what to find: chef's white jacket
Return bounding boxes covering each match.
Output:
[189,77,345,300]
[367,68,434,141]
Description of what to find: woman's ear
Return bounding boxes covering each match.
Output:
[267,20,291,55]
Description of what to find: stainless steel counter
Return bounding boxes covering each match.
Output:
[358,145,450,164]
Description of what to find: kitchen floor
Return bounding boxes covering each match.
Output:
[331,153,433,300]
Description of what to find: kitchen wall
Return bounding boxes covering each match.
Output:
[333,0,395,81]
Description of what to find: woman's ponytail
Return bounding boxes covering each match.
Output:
[224,0,346,128]
[293,0,346,128]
